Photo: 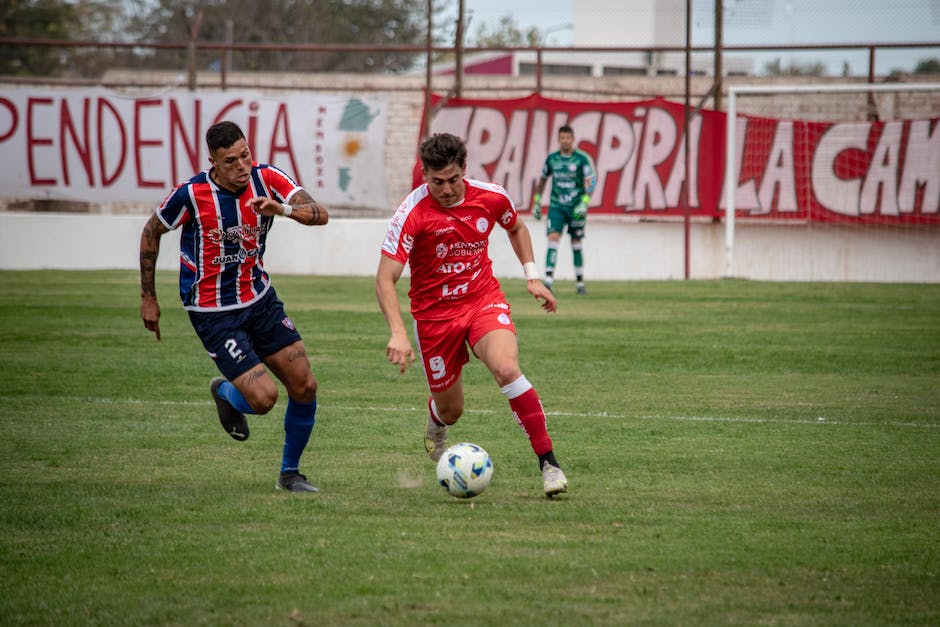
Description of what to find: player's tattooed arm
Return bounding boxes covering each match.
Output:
[139,214,169,340]
[288,189,330,226]
[248,189,329,226]
[139,214,167,298]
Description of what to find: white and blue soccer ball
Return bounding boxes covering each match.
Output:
[436,442,494,498]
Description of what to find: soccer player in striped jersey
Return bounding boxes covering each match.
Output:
[139,121,329,493]
[376,132,569,498]
[530,125,596,295]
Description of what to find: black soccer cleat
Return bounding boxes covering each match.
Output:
[210,377,249,441]
[276,471,319,493]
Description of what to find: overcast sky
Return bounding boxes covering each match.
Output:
[460,0,939,74]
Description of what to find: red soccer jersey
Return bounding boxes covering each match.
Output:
[382,178,518,320]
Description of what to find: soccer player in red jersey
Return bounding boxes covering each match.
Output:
[139,121,329,493]
[376,132,569,497]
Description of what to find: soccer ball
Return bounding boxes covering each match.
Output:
[436,442,494,498]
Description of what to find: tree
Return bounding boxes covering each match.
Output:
[127,0,427,74]
[0,0,161,77]
[470,14,540,47]
[429,9,541,67]
[913,57,940,74]
[0,0,78,75]
[763,57,826,77]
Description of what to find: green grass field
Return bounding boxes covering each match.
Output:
[1,270,938,625]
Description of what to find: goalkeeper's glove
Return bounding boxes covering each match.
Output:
[573,194,590,220]
[532,193,542,220]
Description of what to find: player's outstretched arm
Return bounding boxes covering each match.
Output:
[139,213,169,341]
[527,276,557,313]
[376,255,415,373]
[248,189,329,226]
[506,220,557,313]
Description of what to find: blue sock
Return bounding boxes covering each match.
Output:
[219,380,255,414]
[281,398,317,473]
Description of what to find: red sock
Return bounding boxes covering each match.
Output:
[428,397,445,426]
[507,387,553,456]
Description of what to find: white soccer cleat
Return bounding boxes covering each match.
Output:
[541,460,569,497]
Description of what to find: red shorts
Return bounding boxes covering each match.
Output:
[414,296,517,392]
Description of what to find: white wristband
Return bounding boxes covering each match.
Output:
[281,203,293,217]
[523,261,540,281]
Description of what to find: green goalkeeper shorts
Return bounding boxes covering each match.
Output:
[546,205,585,239]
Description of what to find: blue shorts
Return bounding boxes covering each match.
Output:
[188,287,303,381]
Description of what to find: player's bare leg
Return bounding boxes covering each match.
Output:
[426,381,464,462]
[264,340,317,404]
[230,365,280,414]
[209,364,278,442]
[474,329,568,497]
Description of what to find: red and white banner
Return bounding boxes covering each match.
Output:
[2,87,936,224]
[0,87,388,209]
[423,93,940,225]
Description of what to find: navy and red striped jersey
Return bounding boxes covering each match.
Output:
[155,163,302,311]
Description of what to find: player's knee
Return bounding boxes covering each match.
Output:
[249,392,277,415]
[294,373,318,404]
[491,364,523,388]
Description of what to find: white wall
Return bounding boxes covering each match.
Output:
[1,212,936,283]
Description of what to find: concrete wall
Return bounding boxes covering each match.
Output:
[2,212,936,283]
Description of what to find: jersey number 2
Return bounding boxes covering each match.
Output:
[225,338,244,360]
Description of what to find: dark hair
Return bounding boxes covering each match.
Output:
[559,125,574,136]
[206,121,246,152]
[419,133,467,171]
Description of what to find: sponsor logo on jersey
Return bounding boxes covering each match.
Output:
[441,282,470,297]
[436,260,477,274]
[207,223,266,245]
[447,240,486,257]
[212,247,259,266]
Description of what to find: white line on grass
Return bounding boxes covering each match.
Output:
[59,397,940,430]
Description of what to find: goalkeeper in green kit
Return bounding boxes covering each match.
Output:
[530,125,596,295]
